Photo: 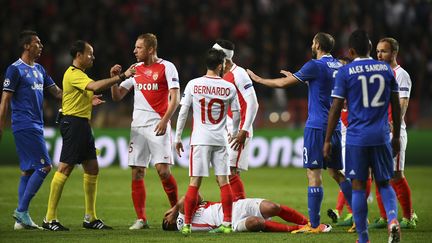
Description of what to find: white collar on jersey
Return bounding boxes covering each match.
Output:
[353,57,373,62]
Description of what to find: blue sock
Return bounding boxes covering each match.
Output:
[17,175,30,209]
[308,186,323,228]
[379,184,398,222]
[339,179,352,208]
[17,169,48,212]
[352,190,368,243]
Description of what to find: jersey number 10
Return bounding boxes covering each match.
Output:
[359,74,385,108]
[199,98,225,124]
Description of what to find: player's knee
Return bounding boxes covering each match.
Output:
[157,168,170,180]
[132,167,146,180]
[245,217,265,232]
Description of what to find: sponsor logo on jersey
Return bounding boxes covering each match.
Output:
[244,83,253,90]
[31,82,44,90]
[193,85,230,96]
[3,78,10,87]
[136,83,159,91]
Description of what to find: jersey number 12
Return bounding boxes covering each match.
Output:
[359,74,385,108]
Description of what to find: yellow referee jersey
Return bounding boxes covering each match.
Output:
[62,66,94,119]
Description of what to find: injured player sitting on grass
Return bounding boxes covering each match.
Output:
[162,193,309,233]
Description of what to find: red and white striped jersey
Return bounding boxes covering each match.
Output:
[180,75,239,146]
[224,64,257,136]
[120,59,179,127]
[177,201,222,231]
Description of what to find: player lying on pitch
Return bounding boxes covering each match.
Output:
[162,194,317,233]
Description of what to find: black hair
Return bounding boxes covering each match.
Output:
[70,40,88,58]
[314,32,335,53]
[206,48,226,70]
[349,30,371,56]
[19,30,37,53]
[162,219,178,231]
[215,39,235,51]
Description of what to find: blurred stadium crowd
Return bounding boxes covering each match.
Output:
[1,0,431,128]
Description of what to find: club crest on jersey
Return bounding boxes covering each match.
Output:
[152,73,159,81]
[33,70,39,78]
[3,78,10,87]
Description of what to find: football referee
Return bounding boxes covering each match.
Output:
[42,40,135,231]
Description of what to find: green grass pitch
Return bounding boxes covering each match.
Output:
[0,166,431,242]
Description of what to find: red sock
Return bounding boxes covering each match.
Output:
[278,205,308,225]
[161,174,178,207]
[375,182,387,219]
[220,184,233,222]
[391,178,413,219]
[263,221,300,232]
[366,177,372,198]
[335,190,346,216]
[229,175,246,201]
[184,185,199,224]
[131,179,146,221]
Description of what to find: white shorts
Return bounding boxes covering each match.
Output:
[189,145,230,177]
[394,130,407,171]
[229,137,251,171]
[128,124,173,167]
[232,198,265,232]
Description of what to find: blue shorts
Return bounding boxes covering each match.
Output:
[303,127,342,170]
[345,143,394,182]
[13,128,52,171]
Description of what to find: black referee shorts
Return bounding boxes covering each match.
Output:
[59,115,97,164]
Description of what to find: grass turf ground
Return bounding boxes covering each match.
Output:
[0,166,431,242]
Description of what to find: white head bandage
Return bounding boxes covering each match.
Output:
[212,43,234,60]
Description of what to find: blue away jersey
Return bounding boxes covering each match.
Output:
[3,59,55,132]
[332,58,398,146]
[293,55,342,130]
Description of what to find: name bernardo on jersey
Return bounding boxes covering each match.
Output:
[193,85,231,96]
[349,64,389,75]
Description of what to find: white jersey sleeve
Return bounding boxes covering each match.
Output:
[180,82,193,107]
[162,60,180,90]
[119,76,134,90]
[395,66,411,98]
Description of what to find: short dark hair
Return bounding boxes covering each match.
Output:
[206,48,226,70]
[162,219,178,231]
[19,30,37,53]
[349,30,371,56]
[379,37,399,53]
[215,39,235,51]
[314,32,335,53]
[70,40,88,58]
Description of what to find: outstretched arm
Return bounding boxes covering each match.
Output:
[246,69,300,88]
